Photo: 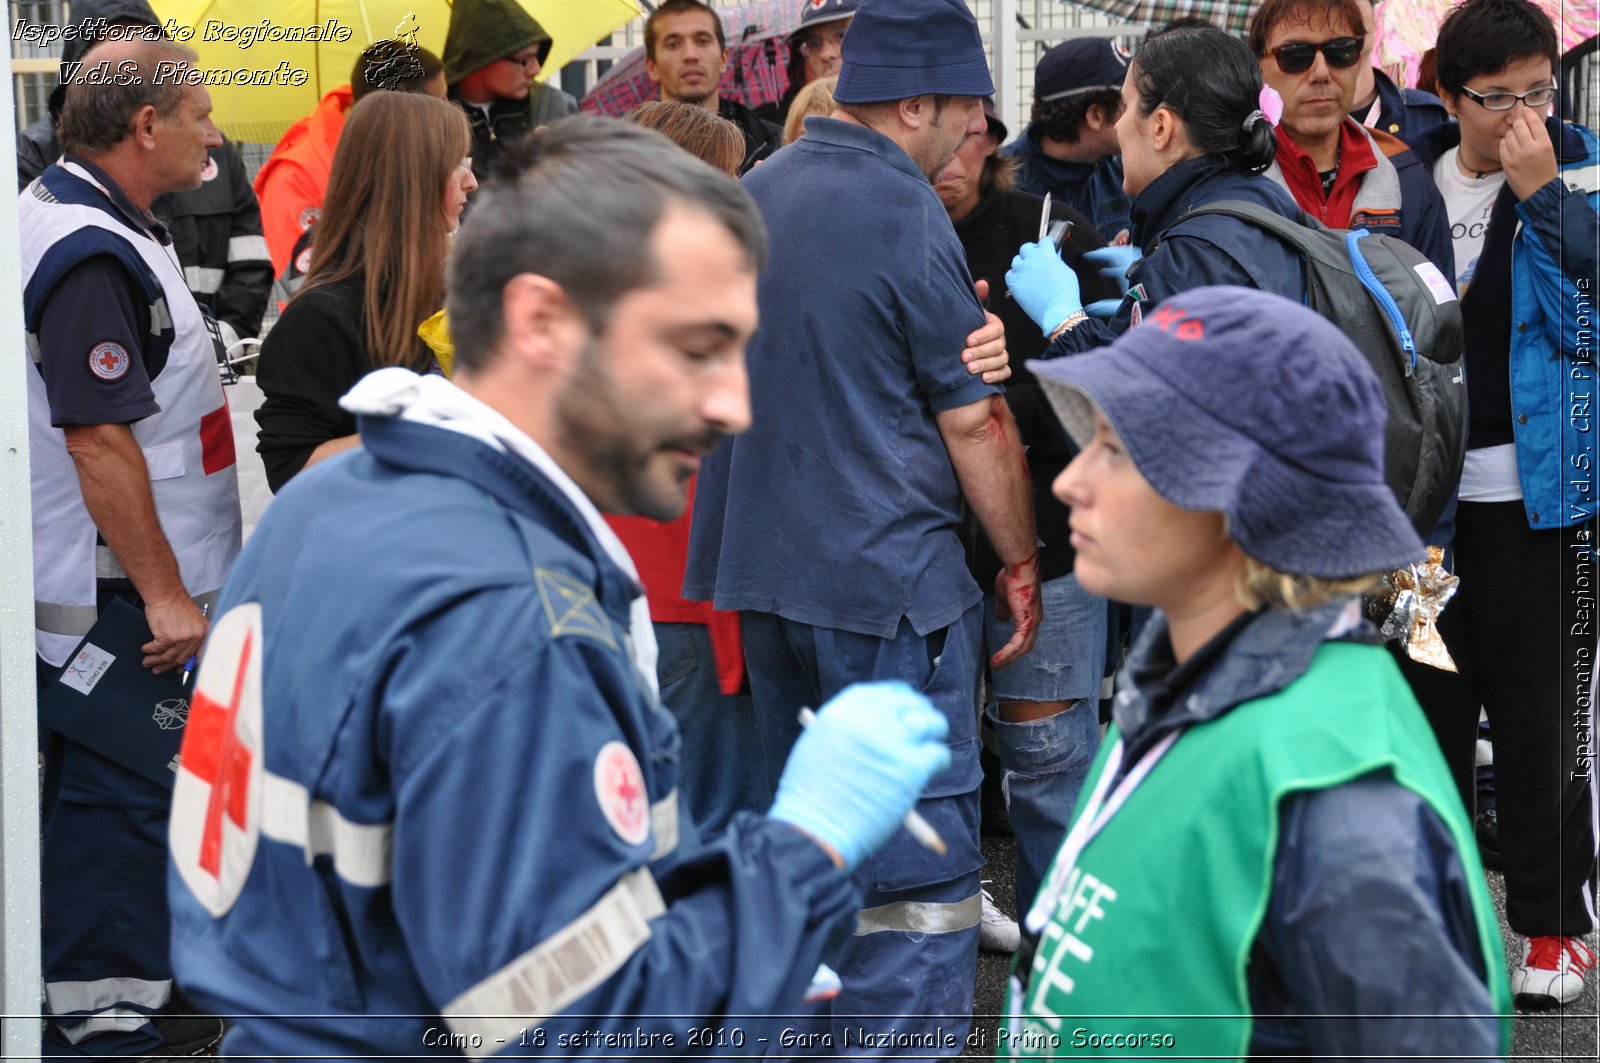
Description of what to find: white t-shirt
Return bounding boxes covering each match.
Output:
[1433,147,1506,298]
[1459,443,1524,502]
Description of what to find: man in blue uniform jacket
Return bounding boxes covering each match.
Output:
[166,116,954,1058]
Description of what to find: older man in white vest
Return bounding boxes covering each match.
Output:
[21,35,240,1058]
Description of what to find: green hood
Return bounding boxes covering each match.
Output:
[443,0,553,84]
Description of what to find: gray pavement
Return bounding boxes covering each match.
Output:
[969,833,1599,1060]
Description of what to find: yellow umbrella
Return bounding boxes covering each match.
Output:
[147,1,639,143]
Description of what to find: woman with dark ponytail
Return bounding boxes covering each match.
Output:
[1007,23,1307,353]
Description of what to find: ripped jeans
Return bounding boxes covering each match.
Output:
[983,573,1107,910]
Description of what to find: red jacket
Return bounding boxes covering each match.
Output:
[254,85,352,275]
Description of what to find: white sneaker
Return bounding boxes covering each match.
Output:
[1512,935,1595,1008]
[979,885,1020,953]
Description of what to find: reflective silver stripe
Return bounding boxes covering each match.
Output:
[853,893,983,936]
[442,868,664,1056]
[38,590,219,639]
[55,1009,155,1044]
[259,771,393,887]
[149,295,172,334]
[35,600,99,637]
[227,235,270,262]
[95,544,127,580]
[46,976,171,1020]
[649,791,678,860]
[27,331,41,363]
[183,265,225,294]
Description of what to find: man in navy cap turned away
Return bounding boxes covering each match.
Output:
[1002,36,1134,241]
[687,0,1041,1048]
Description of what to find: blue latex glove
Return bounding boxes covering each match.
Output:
[1006,238,1082,335]
[1084,298,1123,320]
[1082,244,1142,289]
[768,681,951,870]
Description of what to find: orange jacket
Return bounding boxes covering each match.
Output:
[254,84,352,275]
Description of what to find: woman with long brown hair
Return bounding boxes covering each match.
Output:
[255,91,475,491]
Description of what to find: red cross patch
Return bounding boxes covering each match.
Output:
[170,603,265,917]
[594,741,649,846]
[88,341,130,381]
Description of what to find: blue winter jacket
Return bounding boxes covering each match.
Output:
[168,411,857,1057]
[1042,154,1306,353]
[1001,124,1134,240]
[1355,69,1449,142]
[1409,117,1600,529]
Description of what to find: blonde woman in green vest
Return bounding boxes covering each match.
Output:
[1004,286,1511,1059]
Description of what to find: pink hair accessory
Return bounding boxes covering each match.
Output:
[1257,85,1284,126]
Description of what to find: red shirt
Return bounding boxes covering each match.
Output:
[1273,120,1378,229]
[606,478,745,695]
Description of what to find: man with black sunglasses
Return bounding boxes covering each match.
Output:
[1248,0,1453,284]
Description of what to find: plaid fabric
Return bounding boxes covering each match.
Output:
[1085,0,1259,34]
[582,0,799,116]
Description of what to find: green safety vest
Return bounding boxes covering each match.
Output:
[1002,641,1511,1061]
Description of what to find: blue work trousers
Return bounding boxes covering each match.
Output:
[743,605,984,1059]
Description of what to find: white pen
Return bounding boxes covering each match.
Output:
[797,706,948,856]
[180,600,211,686]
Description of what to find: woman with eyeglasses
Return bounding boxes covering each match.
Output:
[1005,22,1306,353]
[255,93,476,492]
[755,0,854,125]
[1401,0,1600,1010]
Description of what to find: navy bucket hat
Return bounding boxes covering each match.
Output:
[833,0,995,104]
[1029,286,1425,579]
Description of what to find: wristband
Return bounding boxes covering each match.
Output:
[1047,310,1089,344]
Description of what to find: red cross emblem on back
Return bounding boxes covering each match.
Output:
[171,603,266,917]
[185,629,254,877]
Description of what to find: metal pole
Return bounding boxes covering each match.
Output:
[992,0,1020,141]
[0,7,43,1057]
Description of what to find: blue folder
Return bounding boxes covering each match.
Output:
[39,597,190,788]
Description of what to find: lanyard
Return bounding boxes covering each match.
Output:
[1022,728,1180,935]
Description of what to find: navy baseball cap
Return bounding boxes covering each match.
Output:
[1035,37,1131,102]
[789,0,857,41]
[1028,287,1424,578]
[834,0,995,104]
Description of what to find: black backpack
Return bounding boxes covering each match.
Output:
[1183,201,1467,536]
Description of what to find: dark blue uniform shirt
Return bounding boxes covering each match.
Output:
[685,117,997,639]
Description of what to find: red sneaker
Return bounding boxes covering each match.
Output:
[1512,935,1595,1009]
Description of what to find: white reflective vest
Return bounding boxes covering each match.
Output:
[23,160,242,666]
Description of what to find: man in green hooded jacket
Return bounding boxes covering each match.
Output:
[443,0,579,184]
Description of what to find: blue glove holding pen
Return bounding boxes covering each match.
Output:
[768,681,951,870]
[1006,238,1082,336]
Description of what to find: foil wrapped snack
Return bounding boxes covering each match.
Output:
[1373,545,1459,671]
